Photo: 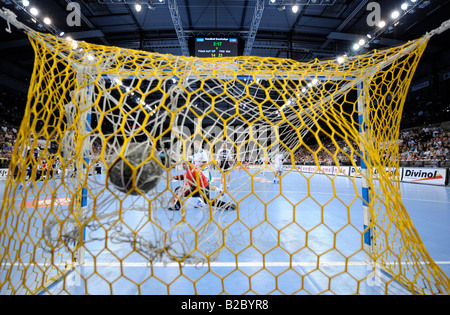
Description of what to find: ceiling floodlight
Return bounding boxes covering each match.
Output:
[29,7,38,16]
[391,10,400,19]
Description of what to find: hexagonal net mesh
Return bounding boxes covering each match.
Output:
[0,29,449,295]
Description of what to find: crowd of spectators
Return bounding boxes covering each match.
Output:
[0,87,25,169]
[287,139,358,167]
[283,124,449,168]
[398,125,450,167]
[0,123,19,168]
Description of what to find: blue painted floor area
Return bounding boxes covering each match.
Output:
[399,183,450,277]
[1,168,449,295]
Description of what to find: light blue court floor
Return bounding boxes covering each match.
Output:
[1,167,449,295]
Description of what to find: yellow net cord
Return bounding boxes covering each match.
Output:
[0,24,449,295]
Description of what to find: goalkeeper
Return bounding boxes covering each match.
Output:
[168,160,236,211]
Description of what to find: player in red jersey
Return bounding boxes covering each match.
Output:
[168,160,236,211]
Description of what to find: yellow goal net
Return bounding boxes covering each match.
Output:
[0,11,449,294]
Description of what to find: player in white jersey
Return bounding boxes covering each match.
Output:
[190,140,212,207]
[216,142,233,192]
[273,149,284,184]
[191,140,211,182]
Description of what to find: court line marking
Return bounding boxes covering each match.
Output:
[81,261,450,267]
[5,261,450,268]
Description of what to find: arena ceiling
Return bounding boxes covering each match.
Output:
[0,0,449,93]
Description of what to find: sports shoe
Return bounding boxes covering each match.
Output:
[194,198,205,208]
[168,205,180,211]
[168,202,180,211]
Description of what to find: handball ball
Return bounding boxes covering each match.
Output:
[109,142,164,195]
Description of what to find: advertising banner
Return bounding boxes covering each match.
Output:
[0,168,9,180]
[296,165,448,186]
[401,167,447,186]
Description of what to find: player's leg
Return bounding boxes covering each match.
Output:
[201,186,236,211]
[168,185,190,211]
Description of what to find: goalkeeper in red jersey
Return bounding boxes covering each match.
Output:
[168,160,236,211]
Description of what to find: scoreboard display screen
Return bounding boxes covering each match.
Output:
[194,37,239,58]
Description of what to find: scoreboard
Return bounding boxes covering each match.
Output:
[194,37,240,58]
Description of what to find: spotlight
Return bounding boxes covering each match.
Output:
[401,3,408,10]
[353,43,360,50]
[29,7,38,16]
[391,10,400,19]
[378,20,386,28]
[22,0,29,7]
[43,17,51,25]
[135,4,142,12]
[292,5,299,13]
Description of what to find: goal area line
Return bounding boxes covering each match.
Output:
[4,261,450,268]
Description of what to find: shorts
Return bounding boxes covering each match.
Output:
[275,163,283,172]
[220,161,231,172]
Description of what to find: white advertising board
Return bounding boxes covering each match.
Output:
[400,167,447,186]
[296,165,448,186]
